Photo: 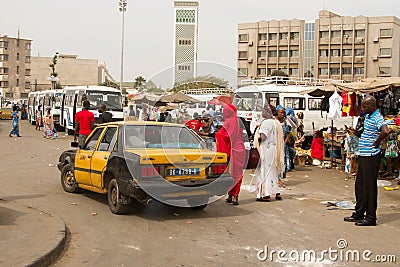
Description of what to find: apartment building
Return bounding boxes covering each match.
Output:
[237,10,400,83]
[0,35,32,98]
[30,54,114,91]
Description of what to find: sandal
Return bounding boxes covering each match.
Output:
[232,196,239,205]
[275,193,282,201]
[256,196,271,202]
[278,180,286,188]
[226,194,233,203]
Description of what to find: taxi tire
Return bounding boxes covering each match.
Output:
[107,179,130,214]
[61,164,79,193]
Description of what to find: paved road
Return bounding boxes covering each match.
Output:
[0,119,399,266]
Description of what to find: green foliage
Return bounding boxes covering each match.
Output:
[99,81,120,89]
[134,76,146,89]
[171,75,229,93]
[270,69,288,77]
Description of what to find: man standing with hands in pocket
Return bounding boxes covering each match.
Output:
[344,95,389,226]
[74,100,95,148]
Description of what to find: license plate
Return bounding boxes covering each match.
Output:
[167,168,200,176]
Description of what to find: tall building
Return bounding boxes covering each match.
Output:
[173,0,199,85]
[30,54,114,91]
[0,35,32,99]
[237,10,400,83]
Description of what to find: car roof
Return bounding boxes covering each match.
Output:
[98,121,186,127]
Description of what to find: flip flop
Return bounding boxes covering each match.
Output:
[384,186,399,191]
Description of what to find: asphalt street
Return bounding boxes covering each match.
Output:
[0,119,399,266]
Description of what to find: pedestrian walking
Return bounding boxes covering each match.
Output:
[249,105,285,202]
[35,107,43,131]
[344,96,389,226]
[9,105,21,137]
[97,104,113,124]
[74,100,95,148]
[43,107,56,139]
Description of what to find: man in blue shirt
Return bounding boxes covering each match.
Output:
[9,105,21,137]
[344,96,389,226]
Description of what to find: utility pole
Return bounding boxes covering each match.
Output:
[119,0,127,94]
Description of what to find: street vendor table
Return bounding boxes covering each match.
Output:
[323,140,345,165]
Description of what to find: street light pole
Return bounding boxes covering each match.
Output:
[119,0,127,94]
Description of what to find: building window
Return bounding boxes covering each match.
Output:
[319,49,328,57]
[176,9,196,23]
[343,30,353,38]
[342,67,352,75]
[25,82,31,89]
[290,32,299,40]
[178,39,192,46]
[268,33,277,40]
[267,68,275,75]
[279,50,288,57]
[279,32,288,40]
[284,97,305,110]
[0,67,9,74]
[355,49,365,56]
[354,67,364,75]
[0,81,9,87]
[290,50,299,57]
[16,53,19,61]
[379,67,391,76]
[331,49,340,57]
[330,68,340,75]
[25,56,31,63]
[25,69,31,76]
[0,41,9,48]
[380,29,392,38]
[258,51,266,58]
[319,68,328,75]
[238,68,248,76]
[308,98,322,110]
[239,34,248,42]
[21,93,28,98]
[258,34,267,41]
[25,43,31,50]
[0,54,9,61]
[355,30,365,37]
[331,31,341,38]
[258,68,266,76]
[343,49,352,57]
[319,31,329,38]
[16,79,19,87]
[379,48,391,57]
[177,65,191,71]
[290,68,299,76]
[16,66,19,74]
[238,51,248,59]
[268,50,277,57]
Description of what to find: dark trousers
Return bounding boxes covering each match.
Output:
[354,155,380,222]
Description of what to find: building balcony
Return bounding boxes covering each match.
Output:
[319,38,329,45]
[342,57,353,63]
[330,57,341,63]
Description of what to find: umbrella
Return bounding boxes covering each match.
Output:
[207,95,233,105]
[155,93,200,106]
[133,93,159,104]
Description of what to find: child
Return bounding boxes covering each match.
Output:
[35,107,42,131]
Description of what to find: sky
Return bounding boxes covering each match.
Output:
[2,0,400,89]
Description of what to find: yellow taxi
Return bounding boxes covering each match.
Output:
[57,121,232,214]
[0,107,12,119]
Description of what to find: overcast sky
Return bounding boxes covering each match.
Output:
[1,0,400,88]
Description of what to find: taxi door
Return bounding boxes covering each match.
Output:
[74,127,105,186]
[90,127,118,189]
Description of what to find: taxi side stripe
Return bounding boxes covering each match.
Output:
[75,167,102,175]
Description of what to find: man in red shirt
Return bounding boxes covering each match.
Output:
[185,112,204,131]
[74,100,95,148]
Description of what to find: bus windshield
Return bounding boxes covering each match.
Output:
[233,92,259,111]
[86,91,123,111]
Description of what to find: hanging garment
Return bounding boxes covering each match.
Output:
[327,91,342,120]
[342,91,350,117]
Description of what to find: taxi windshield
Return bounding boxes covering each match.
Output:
[124,125,206,149]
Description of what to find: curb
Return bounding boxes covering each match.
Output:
[25,215,67,267]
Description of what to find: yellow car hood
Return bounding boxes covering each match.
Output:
[125,149,228,165]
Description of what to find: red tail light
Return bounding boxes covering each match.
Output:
[212,164,228,175]
[141,166,160,177]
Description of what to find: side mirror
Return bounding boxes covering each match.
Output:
[71,141,79,148]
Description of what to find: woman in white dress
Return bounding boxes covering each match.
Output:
[251,105,285,201]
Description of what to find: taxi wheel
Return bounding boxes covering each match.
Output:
[61,164,78,193]
[107,179,130,214]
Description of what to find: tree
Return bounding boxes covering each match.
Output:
[99,81,119,89]
[134,76,146,90]
[171,75,229,93]
[270,69,288,77]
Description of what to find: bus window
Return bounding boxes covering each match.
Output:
[308,98,322,110]
[284,97,305,110]
[198,102,206,109]
[265,93,279,108]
